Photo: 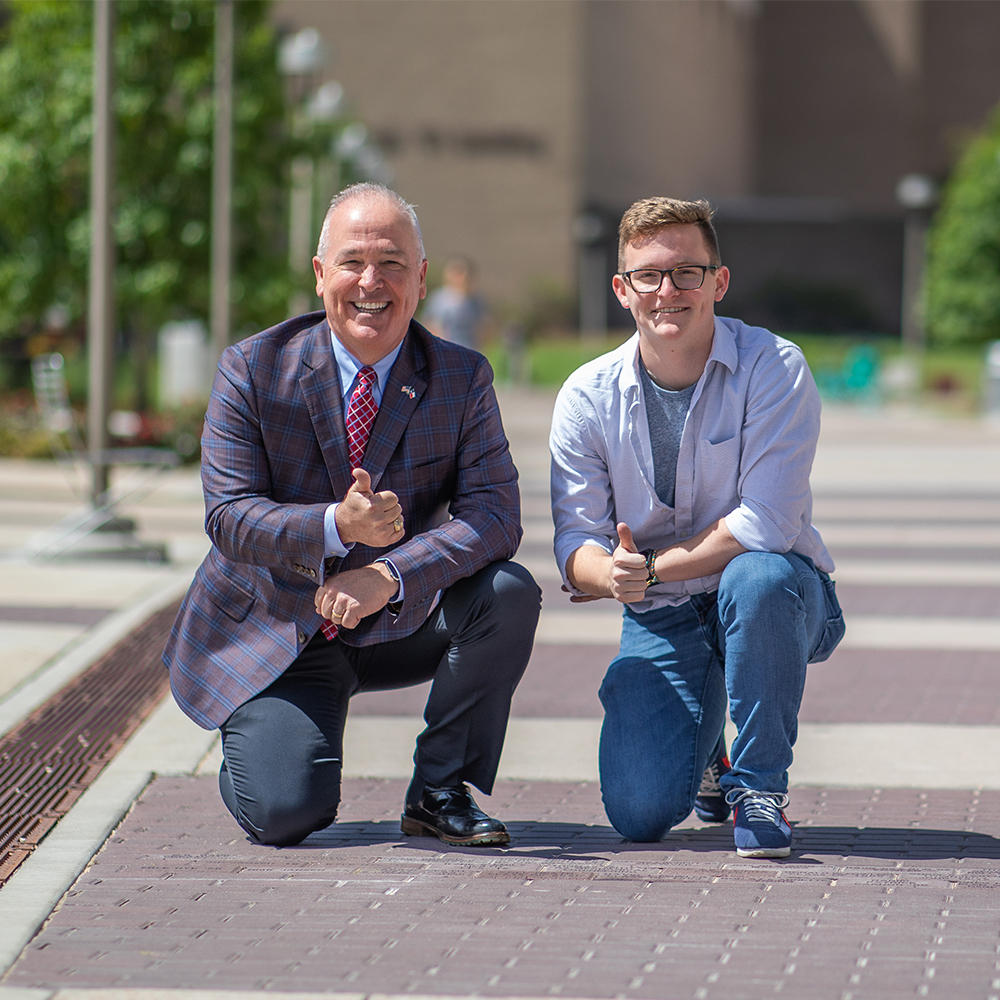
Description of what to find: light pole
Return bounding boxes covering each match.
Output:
[896,173,936,354]
[87,0,115,507]
[573,211,608,342]
[277,28,325,315]
[210,0,234,367]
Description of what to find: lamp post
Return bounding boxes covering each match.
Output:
[87,0,115,507]
[210,0,233,367]
[277,28,326,315]
[573,211,608,342]
[895,173,936,354]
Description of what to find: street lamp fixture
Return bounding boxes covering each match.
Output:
[895,173,937,354]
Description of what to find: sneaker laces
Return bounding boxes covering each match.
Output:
[698,759,724,796]
[724,789,789,822]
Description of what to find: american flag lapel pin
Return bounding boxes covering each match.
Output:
[401,385,416,399]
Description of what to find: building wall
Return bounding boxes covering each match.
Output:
[273,0,583,311]
[737,0,1000,335]
[582,0,755,208]
[273,0,1000,337]
[923,0,1000,176]
[754,0,1000,210]
[753,0,913,212]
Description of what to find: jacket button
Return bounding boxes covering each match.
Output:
[297,631,307,643]
[308,568,316,578]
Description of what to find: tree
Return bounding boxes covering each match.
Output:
[0,0,354,402]
[925,103,1000,347]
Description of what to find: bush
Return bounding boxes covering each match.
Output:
[925,103,1000,347]
[0,389,54,458]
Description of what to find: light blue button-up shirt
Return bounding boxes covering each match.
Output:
[322,333,404,560]
[550,316,833,611]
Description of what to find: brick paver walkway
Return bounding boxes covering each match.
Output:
[8,775,1000,999]
[4,395,1000,999]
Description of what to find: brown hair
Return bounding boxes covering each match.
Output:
[617,197,721,270]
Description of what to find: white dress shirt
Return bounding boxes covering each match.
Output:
[550,316,833,611]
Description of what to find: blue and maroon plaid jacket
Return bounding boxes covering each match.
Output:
[163,313,522,729]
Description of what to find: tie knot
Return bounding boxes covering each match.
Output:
[357,366,377,390]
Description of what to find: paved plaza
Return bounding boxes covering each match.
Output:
[2,388,1000,1000]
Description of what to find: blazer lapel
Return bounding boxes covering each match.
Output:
[298,321,354,499]
[363,325,427,491]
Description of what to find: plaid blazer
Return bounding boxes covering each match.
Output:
[163,313,522,729]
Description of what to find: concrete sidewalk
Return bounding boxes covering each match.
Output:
[2,390,1000,999]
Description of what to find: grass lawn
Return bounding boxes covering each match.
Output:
[486,330,988,414]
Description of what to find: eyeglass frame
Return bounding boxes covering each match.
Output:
[618,264,721,294]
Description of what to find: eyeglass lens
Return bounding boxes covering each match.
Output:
[628,267,710,292]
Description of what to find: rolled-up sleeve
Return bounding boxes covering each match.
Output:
[724,346,821,554]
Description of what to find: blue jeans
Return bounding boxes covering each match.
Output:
[598,551,844,842]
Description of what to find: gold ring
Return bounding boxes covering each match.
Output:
[393,518,403,532]
[332,612,344,621]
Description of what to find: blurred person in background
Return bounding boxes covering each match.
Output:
[165,183,540,849]
[549,197,844,858]
[422,257,488,350]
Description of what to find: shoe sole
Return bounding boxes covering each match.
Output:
[735,845,791,858]
[400,815,510,846]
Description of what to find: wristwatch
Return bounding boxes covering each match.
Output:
[643,549,659,588]
[376,558,402,605]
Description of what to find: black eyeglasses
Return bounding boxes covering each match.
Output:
[620,265,720,293]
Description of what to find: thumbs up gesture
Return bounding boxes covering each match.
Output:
[610,522,649,604]
[334,467,405,548]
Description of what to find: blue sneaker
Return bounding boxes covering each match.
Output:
[726,789,792,858]
[694,738,732,823]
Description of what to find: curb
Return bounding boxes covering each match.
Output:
[0,569,197,740]
[0,991,587,1000]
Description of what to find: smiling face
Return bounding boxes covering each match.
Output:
[612,223,729,379]
[312,195,428,365]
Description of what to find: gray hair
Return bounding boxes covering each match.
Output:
[316,182,425,261]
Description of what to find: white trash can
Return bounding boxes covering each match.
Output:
[158,320,210,407]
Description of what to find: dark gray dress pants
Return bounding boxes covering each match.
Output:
[218,560,541,846]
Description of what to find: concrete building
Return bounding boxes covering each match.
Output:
[274,0,1000,336]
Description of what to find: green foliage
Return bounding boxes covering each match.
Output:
[788,334,985,413]
[483,334,629,387]
[484,331,986,416]
[528,336,630,385]
[925,104,1000,347]
[0,0,345,351]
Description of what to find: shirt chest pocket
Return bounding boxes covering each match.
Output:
[697,434,742,499]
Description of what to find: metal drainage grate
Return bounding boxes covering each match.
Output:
[0,599,181,887]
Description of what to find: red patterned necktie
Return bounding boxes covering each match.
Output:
[321,365,379,641]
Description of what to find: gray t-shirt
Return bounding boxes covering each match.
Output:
[639,362,696,507]
[421,287,486,349]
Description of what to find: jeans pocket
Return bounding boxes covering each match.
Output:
[808,573,845,664]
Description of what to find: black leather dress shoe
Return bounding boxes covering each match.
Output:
[401,784,510,846]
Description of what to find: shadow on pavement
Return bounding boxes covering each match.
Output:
[297,820,1000,861]
[792,825,1000,860]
